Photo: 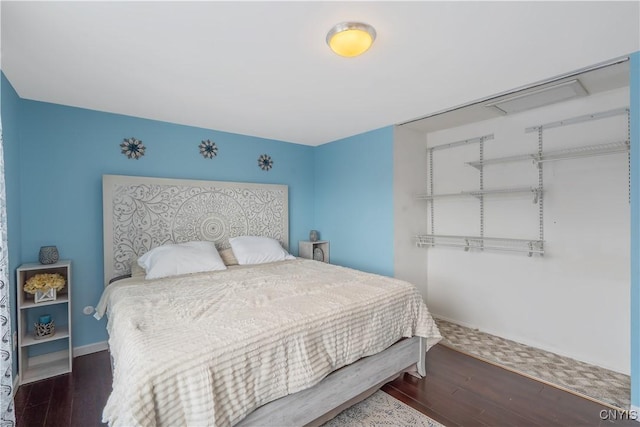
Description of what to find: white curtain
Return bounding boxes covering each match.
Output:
[0,123,16,425]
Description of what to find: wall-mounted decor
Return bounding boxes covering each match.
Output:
[120,137,145,159]
[258,154,273,171]
[103,174,289,281]
[199,139,218,159]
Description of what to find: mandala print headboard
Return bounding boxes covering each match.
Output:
[103,174,289,286]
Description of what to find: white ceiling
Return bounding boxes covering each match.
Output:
[1,1,638,146]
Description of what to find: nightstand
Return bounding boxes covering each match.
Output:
[299,241,330,263]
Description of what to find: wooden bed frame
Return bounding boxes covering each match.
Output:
[102,174,426,426]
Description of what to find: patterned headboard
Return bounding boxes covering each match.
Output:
[102,174,288,285]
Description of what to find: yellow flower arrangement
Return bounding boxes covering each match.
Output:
[24,273,66,294]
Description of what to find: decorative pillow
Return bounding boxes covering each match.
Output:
[130,259,146,278]
[137,241,226,280]
[219,248,239,266]
[228,236,295,265]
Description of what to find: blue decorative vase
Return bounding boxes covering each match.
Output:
[39,246,59,265]
[309,230,319,242]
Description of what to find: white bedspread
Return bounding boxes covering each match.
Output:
[96,259,441,427]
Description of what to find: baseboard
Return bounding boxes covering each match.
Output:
[73,340,108,357]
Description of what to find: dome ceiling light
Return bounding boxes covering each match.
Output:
[326,22,376,58]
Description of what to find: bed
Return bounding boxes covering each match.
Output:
[98,174,441,426]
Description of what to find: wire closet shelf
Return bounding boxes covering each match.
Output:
[466,140,629,169]
[415,235,545,256]
[416,106,629,257]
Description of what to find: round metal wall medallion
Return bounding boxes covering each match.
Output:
[199,139,218,159]
[120,137,145,159]
[258,154,273,171]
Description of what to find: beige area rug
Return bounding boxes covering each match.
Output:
[436,318,630,409]
[322,390,443,427]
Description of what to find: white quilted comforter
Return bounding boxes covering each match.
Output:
[95,259,441,427]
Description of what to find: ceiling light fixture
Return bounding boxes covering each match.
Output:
[326,22,376,58]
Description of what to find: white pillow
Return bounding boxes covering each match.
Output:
[228,236,295,265]
[137,241,226,280]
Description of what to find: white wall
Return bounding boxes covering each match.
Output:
[401,87,630,374]
[393,126,429,298]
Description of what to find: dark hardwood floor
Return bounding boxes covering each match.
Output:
[382,345,637,427]
[14,350,112,427]
[14,344,635,426]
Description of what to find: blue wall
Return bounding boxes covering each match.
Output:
[314,127,394,277]
[630,51,639,409]
[1,73,23,377]
[16,100,315,347]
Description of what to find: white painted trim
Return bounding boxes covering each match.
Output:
[73,340,108,357]
[12,374,19,397]
[631,405,640,422]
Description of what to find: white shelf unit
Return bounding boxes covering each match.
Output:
[299,240,330,263]
[466,140,629,169]
[415,107,630,256]
[466,108,630,170]
[418,133,544,256]
[16,260,72,384]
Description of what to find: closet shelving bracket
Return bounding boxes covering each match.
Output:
[429,134,494,151]
[524,107,629,133]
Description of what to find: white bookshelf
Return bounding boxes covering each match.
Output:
[16,260,73,384]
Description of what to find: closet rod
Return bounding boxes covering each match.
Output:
[415,235,545,255]
[416,242,544,253]
[415,186,540,201]
[417,233,544,243]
